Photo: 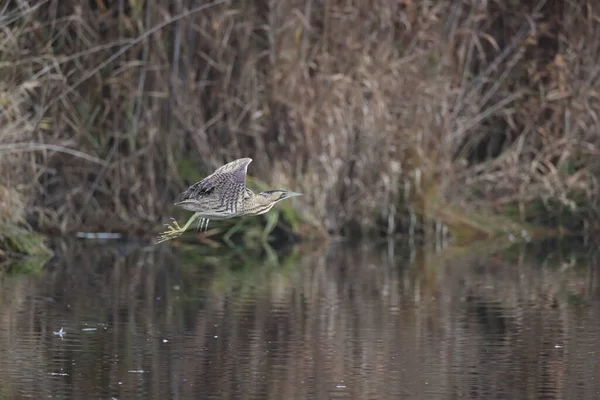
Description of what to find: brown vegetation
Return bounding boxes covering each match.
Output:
[2,0,600,240]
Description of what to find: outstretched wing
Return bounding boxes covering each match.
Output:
[177,158,252,213]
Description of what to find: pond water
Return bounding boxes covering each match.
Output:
[1,239,599,399]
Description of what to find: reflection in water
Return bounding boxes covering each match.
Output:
[0,239,599,399]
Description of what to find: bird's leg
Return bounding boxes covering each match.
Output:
[195,217,210,232]
[167,218,181,232]
[156,212,200,243]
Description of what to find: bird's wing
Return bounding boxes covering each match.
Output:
[212,157,252,188]
[178,158,252,213]
[178,176,215,201]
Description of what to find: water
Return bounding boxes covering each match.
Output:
[1,239,599,399]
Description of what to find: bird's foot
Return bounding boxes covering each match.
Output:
[156,218,184,244]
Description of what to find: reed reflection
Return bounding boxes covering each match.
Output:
[0,239,599,399]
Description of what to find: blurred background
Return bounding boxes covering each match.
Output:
[1,1,600,399]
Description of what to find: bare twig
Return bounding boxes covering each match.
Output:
[0,143,107,165]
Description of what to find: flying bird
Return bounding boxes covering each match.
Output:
[156,157,302,243]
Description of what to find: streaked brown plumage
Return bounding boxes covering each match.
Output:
[156,158,302,243]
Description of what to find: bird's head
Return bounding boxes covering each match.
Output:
[258,189,303,205]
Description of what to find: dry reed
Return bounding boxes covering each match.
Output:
[1,0,600,238]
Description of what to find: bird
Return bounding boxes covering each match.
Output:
[156,157,302,243]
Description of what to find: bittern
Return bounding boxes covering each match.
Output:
[156,157,302,243]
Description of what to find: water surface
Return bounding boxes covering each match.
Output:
[1,239,599,399]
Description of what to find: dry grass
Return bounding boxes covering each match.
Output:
[1,0,600,239]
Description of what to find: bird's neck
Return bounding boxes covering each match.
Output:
[241,189,277,216]
[247,189,272,205]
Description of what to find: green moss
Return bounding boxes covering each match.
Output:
[417,195,536,244]
[0,227,52,275]
[567,293,586,306]
[491,190,594,235]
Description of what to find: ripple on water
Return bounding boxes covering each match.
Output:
[0,241,600,399]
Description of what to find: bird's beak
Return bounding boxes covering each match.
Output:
[286,191,303,198]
